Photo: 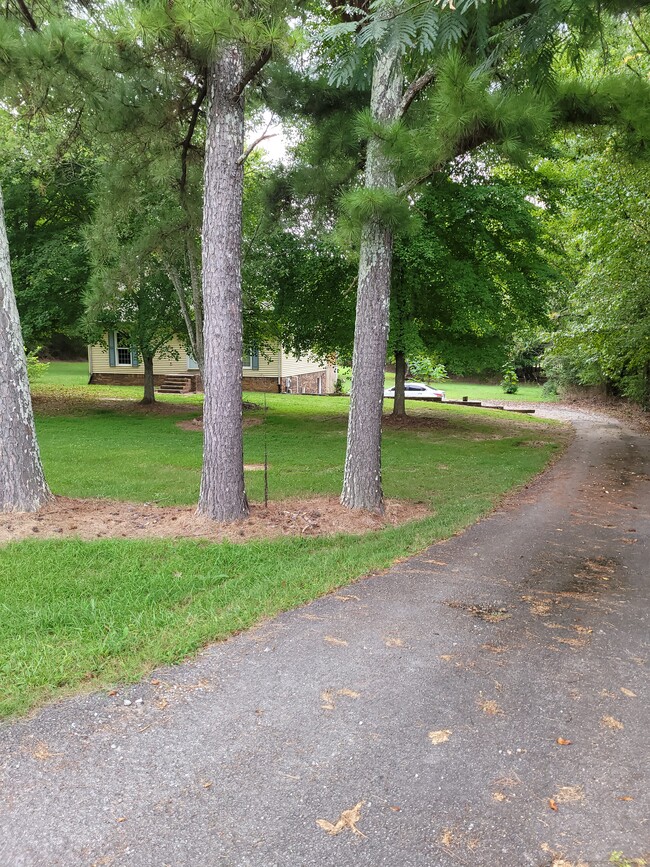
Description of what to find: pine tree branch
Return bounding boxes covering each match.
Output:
[179,77,207,195]
[396,128,492,195]
[232,46,272,102]
[237,120,277,165]
[626,12,650,56]
[14,0,38,30]
[398,68,436,117]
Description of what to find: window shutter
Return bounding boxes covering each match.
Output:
[108,332,116,367]
[251,347,259,370]
[130,345,139,368]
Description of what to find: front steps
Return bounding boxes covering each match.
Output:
[157,376,193,395]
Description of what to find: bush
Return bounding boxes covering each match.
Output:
[500,367,519,394]
[407,354,448,384]
[26,348,49,383]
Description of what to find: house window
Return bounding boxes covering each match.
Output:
[116,332,132,366]
[242,350,252,369]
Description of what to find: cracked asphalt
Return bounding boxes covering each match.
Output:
[0,406,648,867]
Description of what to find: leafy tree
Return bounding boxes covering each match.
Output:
[3,151,94,351]
[86,267,184,405]
[388,170,555,412]
[541,132,650,405]
[244,226,356,359]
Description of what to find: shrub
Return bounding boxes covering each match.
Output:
[26,348,49,383]
[407,354,448,384]
[500,366,519,394]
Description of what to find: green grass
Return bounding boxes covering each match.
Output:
[0,367,568,718]
[40,360,90,387]
[43,360,555,402]
[381,371,557,403]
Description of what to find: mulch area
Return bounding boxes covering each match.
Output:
[0,497,430,545]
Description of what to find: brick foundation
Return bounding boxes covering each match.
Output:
[242,376,281,393]
[90,372,284,393]
[90,370,335,395]
[281,370,334,395]
[90,373,189,388]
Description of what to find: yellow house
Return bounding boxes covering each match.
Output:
[88,333,337,395]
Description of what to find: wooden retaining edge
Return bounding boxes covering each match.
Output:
[384,395,535,414]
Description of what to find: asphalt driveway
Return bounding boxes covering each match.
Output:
[1,406,648,866]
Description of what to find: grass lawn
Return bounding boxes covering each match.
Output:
[381,371,556,403]
[0,363,567,717]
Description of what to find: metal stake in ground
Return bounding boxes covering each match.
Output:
[264,394,269,509]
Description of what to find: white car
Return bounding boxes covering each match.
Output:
[383,382,445,399]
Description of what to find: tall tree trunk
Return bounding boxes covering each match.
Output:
[341,45,403,513]
[141,354,156,405]
[393,350,406,417]
[187,238,204,378]
[198,44,249,522]
[0,185,51,512]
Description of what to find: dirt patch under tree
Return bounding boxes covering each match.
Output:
[0,496,430,545]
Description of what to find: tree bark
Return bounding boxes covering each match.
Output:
[197,44,249,522]
[187,237,204,378]
[0,185,51,512]
[393,350,406,417]
[141,354,156,405]
[341,45,403,513]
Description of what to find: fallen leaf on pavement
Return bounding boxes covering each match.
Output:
[618,795,634,801]
[492,792,508,802]
[556,738,572,745]
[31,742,61,760]
[320,690,335,710]
[116,817,126,823]
[324,636,348,647]
[334,594,360,602]
[602,715,624,730]
[440,829,454,848]
[428,729,452,744]
[478,698,503,715]
[150,679,161,686]
[337,688,360,698]
[620,687,636,698]
[555,637,586,648]
[316,801,366,838]
[481,644,508,653]
[107,689,118,697]
[548,799,558,812]
[551,859,590,867]
[554,785,584,804]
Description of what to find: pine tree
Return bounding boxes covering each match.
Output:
[0,185,51,511]
[327,0,650,512]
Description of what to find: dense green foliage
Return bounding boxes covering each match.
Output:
[2,155,93,350]
[541,132,650,405]
[391,172,555,374]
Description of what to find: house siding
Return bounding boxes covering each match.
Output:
[88,336,335,394]
[243,350,280,379]
[89,336,191,376]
